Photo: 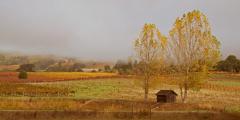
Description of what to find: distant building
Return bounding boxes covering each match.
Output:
[81,68,99,72]
[156,90,177,103]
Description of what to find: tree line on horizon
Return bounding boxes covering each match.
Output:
[0,54,112,72]
[215,55,240,73]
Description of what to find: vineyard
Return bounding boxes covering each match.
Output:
[0,72,239,114]
[0,72,119,83]
[0,83,72,97]
[0,65,19,71]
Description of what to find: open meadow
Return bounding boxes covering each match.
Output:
[0,72,239,119]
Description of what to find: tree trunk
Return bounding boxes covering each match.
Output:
[144,78,149,101]
[180,87,188,103]
[182,87,188,103]
[181,69,189,103]
[180,72,189,103]
[180,86,183,102]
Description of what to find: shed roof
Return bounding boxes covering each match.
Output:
[156,90,178,96]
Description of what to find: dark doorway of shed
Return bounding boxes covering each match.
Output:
[157,95,167,102]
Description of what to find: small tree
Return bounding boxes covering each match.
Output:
[114,60,133,75]
[104,65,111,72]
[169,10,221,102]
[18,71,28,79]
[134,23,168,101]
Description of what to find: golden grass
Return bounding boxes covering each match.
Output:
[0,72,119,82]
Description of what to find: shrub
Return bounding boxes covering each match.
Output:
[18,71,28,79]
[114,60,133,75]
[104,65,111,72]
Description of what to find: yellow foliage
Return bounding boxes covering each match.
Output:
[169,10,221,72]
[169,10,221,102]
[134,23,168,100]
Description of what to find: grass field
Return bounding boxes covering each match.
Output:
[0,72,239,119]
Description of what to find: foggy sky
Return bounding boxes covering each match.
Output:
[0,0,239,61]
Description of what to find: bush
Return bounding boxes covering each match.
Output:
[114,60,133,75]
[104,65,111,72]
[18,71,28,79]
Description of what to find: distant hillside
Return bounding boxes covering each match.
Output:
[0,51,113,72]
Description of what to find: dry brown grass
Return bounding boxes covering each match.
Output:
[0,83,72,97]
[0,98,87,111]
[0,109,239,120]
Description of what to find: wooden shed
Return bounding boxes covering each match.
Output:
[156,90,177,103]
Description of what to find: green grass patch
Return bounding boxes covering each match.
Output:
[208,80,240,87]
[36,78,144,100]
[208,73,240,81]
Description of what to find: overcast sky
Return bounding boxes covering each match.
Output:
[0,0,239,61]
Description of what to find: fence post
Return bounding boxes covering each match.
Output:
[131,102,134,119]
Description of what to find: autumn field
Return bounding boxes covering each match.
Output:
[0,72,119,83]
[0,72,239,119]
[0,65,19,72]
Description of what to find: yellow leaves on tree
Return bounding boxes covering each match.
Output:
[169,10,221,102]
[134,23,168,101]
